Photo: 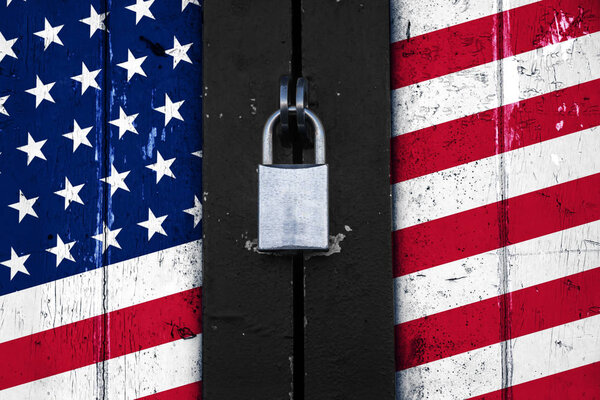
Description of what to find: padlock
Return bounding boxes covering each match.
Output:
[258,108,329,251]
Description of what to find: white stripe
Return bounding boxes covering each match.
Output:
[0,240,202,343]
[390,0,539,43]
[393,126,600,230]
[0,334,202,400]
[396,315,600,399]
[391,31,600,136]
[395,220,600,324]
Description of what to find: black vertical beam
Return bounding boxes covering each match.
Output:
[301,1,395,399]
[202,2,294,399]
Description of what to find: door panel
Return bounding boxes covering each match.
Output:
[0,0,203,397]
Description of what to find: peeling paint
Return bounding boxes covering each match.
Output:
[304,233,346,259]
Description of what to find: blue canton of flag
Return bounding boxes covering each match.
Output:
[0,0,202,299]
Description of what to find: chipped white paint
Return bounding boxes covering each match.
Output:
[0,240,202,343]
[395,220,600,324]
[245,233,346,258]
[392,0,600,398]
[1,334,202,400]
[390,0,540,42]
[393,126,600,230]
[305,233,346,258]
[396,315,600,399]
[391,31,600,136]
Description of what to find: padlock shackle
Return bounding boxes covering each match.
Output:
[262,107,326,165]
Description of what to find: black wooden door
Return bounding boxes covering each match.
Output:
[203,1,394,399]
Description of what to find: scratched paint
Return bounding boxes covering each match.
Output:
[391,0,600,398]
[0,0,202,397]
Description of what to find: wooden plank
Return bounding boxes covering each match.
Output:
[391,0,600,397]
[300,1,395,399]
[202,2,295,399]
[103,1,204,397]
[0,0,108,395]
[0,0,203,396]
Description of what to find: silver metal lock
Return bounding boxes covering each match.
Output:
[258,108,329,251]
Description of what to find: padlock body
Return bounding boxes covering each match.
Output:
[258,164,329,250]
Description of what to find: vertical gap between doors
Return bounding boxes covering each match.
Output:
[291,0,305,399]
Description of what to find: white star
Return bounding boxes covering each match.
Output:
[165,36,192,69]
[100,164,130,197]
[1,248,29,280]
[25,75,55,108]
[46,235,76,267]
[192,150,202,158]
[54,177,85,209]
[0,31,18,62]
[184,195,202,228]
[125,0,155,24]
[181,0,199,11]
[92,222,122,254]
[117,49,147,81]
[138,208,168,240]
[146,151,176,183]
[17,132,46,165]
[109,107,138,138]
[34,18,64,50]
[6,0,26,6]
[71,62,101,94]
[8,190,38,222]
[80,5,109,38]
[0,95,9,116]
[63,120,93,152]
[154,94,184,126]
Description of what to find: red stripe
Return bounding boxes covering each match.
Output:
[392,79,600,183]
[136,381,202,400]
[396,266,600,370]
[468,362,600,399]
[0,287,202,390]
[394,173,600,277]
[390,0,600,89]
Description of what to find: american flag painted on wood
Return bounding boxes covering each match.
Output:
[0,0,202,398]
[391,0,600,398]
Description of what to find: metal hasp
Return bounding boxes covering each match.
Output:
[258,107,329,251]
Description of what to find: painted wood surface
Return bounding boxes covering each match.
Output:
[202,2,296,399]
[301,1,395,399]
[0,0,203,398]
[202,1,394,399]
[390,0,600,398]
[5,0,597,398]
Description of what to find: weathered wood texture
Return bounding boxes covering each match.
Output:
[103,3,204,397]
[202,1,296,399]
[391,0,600,398]
[301,1,395,399]
[0,0,203,397]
